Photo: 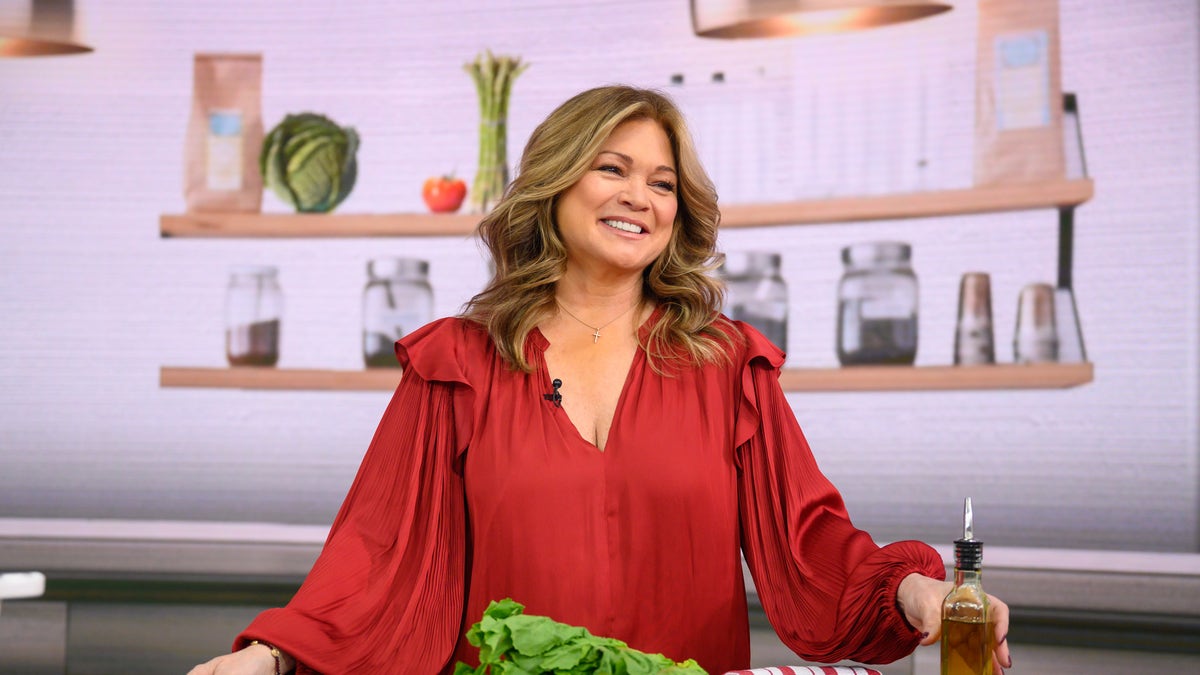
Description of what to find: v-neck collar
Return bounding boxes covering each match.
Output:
[530,304,664,452]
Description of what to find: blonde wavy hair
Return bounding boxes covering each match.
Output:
[462,85,738,373]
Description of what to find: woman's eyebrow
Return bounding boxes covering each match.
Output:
[598,150,676,175]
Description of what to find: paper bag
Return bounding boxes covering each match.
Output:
[184,53,264,212]
[974,0,1065,185]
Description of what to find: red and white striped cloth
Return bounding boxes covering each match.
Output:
[720,662,883,667]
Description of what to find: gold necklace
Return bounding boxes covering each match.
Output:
[556,299,640,344]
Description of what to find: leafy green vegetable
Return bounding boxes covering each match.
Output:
[454,599,707,675]
[260,112,359,213]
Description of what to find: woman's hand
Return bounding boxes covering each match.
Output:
[898,573,1013,674]
[187,643,287,675]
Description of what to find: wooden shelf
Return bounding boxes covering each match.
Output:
[160,212,481,238]
[720,178,1093,228]
[775,362,1093,391]
[160,366,404,391]
[160,362,1093,392]
[159,179,1093,238]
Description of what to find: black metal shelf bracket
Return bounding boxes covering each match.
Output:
[1057,205,1074,290]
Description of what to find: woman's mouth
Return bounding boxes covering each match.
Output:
[602,219,644,234]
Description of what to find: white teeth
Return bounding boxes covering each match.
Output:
[603,219,643,234]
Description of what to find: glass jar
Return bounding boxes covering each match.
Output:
[362,257,433,368]
[719,251,788,351]
[1013,283,1058,364]
[837,242,918,365]
[225,265,283,367]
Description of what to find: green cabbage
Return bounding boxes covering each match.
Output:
[260,112,359,213]
[455,599,708,675]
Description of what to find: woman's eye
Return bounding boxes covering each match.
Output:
[652,181,676,193]
[597,164,623,175]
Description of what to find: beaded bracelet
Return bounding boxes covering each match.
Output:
[249,640,282,675]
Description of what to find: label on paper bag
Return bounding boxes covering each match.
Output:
[206,109,244,191]
[994,31,1052,130]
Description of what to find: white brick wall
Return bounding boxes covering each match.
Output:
[0,0,1196,551]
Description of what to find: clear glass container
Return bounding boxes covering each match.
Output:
[362,257,433,368]
[1013,283,1058,364]
[954,272,996,366]
[941,498,994,675]
[225,265,283,367]
[719,251,788,351]
[837,242,918,365]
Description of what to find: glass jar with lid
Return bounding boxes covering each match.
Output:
[718,250,788,351]
[225,265,283,367]
[362,257,433,368]
[837,242,918,365]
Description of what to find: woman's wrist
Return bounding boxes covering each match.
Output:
[248,640,294,674]
[896,572,953,642]
[896,573,923,613]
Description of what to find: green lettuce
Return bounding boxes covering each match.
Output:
[260,112,358,213]
[454,599,707,675]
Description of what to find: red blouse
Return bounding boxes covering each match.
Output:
[236,312,944,674]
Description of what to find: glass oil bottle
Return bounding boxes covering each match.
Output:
[941,498,993,675]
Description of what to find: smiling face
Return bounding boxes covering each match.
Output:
[554,117,679,281]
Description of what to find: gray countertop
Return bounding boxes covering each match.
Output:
[2,517,1199,618]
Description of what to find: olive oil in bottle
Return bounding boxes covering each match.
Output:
[941,498,994,675]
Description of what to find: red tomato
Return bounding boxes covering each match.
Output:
[422,175,467,213]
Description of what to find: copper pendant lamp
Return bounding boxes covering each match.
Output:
[691,0,952,38]
[0,0,92,56]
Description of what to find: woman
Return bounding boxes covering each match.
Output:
[190,86,1012,675]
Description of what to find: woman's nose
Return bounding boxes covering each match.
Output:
[619,181,649,209]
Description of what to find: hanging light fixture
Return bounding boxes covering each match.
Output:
[691,0,951,38]
[0,0,92,56]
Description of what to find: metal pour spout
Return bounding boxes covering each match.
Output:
[963,497,974,541]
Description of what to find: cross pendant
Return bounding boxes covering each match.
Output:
[592,329,601,343]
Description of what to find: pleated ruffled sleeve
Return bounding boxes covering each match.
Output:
[234,318,480,674]
[733,323,946,665]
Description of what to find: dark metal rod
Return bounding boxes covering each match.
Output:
[1057,206,1074,290]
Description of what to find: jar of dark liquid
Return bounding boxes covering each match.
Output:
[225,265,283,367]
[719,251,788,351]
[362,258,433,368]
[837,242,918,365]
